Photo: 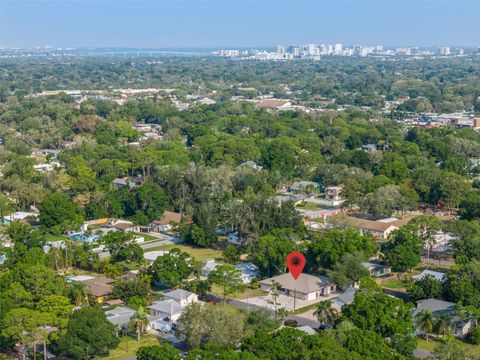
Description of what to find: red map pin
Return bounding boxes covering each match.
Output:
[286,252,306,280]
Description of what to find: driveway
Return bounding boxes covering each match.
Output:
[141,234,183,250]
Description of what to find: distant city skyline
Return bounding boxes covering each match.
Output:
[1,0,479,49]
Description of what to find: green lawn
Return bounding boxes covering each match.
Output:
[417,338,480,356]
[133,232,159,242]
[99,335,160,360]
[295,202,322,210]
[144,244,224,261]
[210,284,265,300]
[290,302,320,315]
[382,279,407,289]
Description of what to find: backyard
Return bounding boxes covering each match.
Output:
[99,335,160,360]
[144,243,224,261]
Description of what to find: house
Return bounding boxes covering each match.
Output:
[227,232,242,245]
[413,298,472,338]
[332,287,358,311]
[235,262,259,284]
[33,162,60,173]
[201,259,219,277]
[82,277,115,303]
[107,219,139,232]
[362,262,392,277]
[148,299,183,322]
[324,186,342,205]
[144,250,169,263]
[164,289,198,307]
[289,181,321,194]
[112,177,142,189]
[237,160,263,171]
[412,270,446,282]
[260,273,336,301]
[105,306,157,331]
[194,97,216,105]
[149,211,182,232]
[347,217,410,239]
[256,99,292,110]
[2,211,39,225]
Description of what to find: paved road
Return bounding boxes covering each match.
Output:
[141,234,183,250]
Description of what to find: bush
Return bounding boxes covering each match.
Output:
[284,319,298,327]
[468,326,480,345]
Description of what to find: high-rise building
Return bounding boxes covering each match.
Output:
[276,45,286,55]
[439,47,450,56]
[334,43,343,56]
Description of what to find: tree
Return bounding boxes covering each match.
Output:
[100,231,143,263]
[223,244,240,264]
[248,234,295,276]
[307,229,378,270]
[383,225,423,272]
[313,300,338,325]
[416,309,434,341]
[0,194,14,224]
[460,191,480,220]
[137,344,180,360]
[327,252,370,287]
[112,278,150,304]
[435,314,452,337]
[149,248,193,287]
[208,264,244,300]
[176,302,248,349]
[129,309,149,341]
[54,306,120,360]
[407,275,442,301]
[410,215,442,268]
[342,280,415,356]
[433,338,475,360]
[65,281,87,306]
[468,326,480,345]
[2,308,55,360]
[38,192,83,234]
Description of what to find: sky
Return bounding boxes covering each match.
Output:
[0,0,479,49]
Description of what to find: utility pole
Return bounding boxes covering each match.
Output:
[293,288,296,311]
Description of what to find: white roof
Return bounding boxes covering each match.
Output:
[70,275,95,282]
[4,211,38,221]
[144,251,169,262]
[377,217,399,223]
[412,270,446,282]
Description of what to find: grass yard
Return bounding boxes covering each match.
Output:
[381,279,407,289]
[210,284,265,300]
[144,244,224,261]
[296,202,322,210]
[134,232,159,242]
[289,302,320,315]
[99,335,160,360]
[417,338,480,356]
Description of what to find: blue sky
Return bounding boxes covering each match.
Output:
[0,0,479,48]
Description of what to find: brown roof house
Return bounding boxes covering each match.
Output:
[149,211,182,232]
[83,277,115,304]
[260,273,336,301]
[256,99,292,110]
[347,217,410,239]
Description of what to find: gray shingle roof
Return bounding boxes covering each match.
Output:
[164,289,194,301]
[260,273,331,294]
[148,299,182,315]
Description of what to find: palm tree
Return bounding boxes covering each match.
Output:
[268,280,281,321]
[416,309,434,341]
[313,300,338,325]
[67,281,87,306]
[436,314,452,337]
[130,310,149,341]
